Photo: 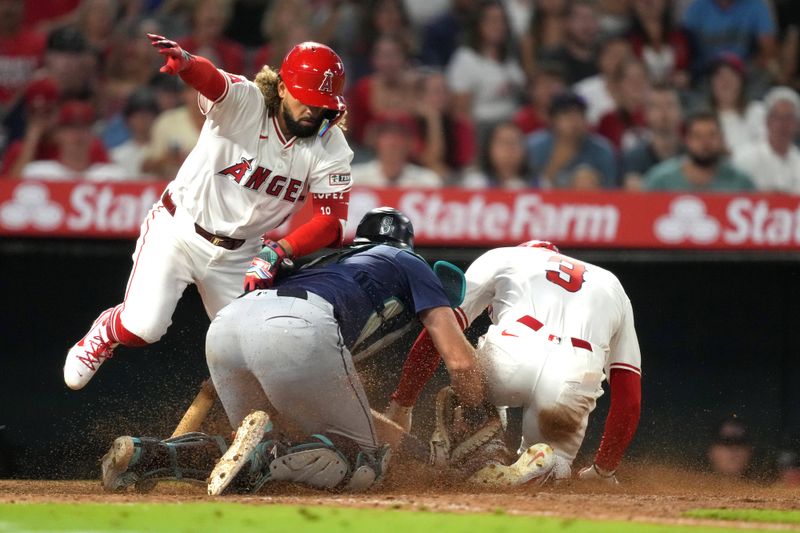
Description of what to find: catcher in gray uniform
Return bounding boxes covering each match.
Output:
[100,208,497,494]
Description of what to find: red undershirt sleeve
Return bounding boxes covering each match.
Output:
[280,191,349,258]
[179,55,227,102]
[594,368,642,472]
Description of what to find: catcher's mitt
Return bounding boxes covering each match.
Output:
[429,386,509,479]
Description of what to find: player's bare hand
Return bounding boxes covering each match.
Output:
[147,33,193,75]
[242,240,287,293]
[577,464,620,485]
[384,399,413,433]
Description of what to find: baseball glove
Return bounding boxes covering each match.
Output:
[429,386,509,479]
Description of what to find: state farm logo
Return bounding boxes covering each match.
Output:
[0,182,64,230]
[654,196,720,244]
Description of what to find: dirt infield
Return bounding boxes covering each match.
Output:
[2,465,798,530]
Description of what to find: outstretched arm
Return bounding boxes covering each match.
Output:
[147,34,227,102]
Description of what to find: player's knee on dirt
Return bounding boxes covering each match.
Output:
[538,405,584,443]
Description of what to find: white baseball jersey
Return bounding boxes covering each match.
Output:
[168,71,354,240]
[458,246,641,377]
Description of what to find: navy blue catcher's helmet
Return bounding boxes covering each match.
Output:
[354,207,415,250]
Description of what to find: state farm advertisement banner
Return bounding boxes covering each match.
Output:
[1,179,799,250]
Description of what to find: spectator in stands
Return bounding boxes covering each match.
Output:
[519,0,568,79]
[527,92,617,189]
[462,121,529,189]
[733,87,800,194]
[622,85,684,190]
[110,88,160,179]
[350,0,417,81]
[251,0,312,78]
[597,58,651,151]
[540,0,601,85]
[574,35,632,127]
[177,0,244,75]
[347,35,416,148]
[21,100,126,181]
[73,0,118,57]
[707,417,754,478]
[0,0,46,108]
[513,62,566,135]
[707,52,766,151]
[628,0,690,87]
[596,0,632,36]
[414,70,476,181]
[141,84,203,180]
[41,26,99,101]
[774,0,799,89]
[1,82,110,178]
[23,0,82,35]
[149,72,183,113]
[446,1,524,133]
[351,117,442,187]
[420,0,476,68]
[644,111,754,191]
[682,0,778,80]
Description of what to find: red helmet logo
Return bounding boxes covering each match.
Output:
[280,42,346,114]
[518,240,560,252]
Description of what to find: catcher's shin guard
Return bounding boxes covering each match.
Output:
[101,432,227,492]
[208,411,390,495]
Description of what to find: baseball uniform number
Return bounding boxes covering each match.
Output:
[544,255,586,293]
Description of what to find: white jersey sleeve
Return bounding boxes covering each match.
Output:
[307,126,354,195]
[607,295,642,376]
[197,71,263,137]
[457,249,503,328]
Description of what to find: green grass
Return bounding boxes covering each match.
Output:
[685,508,800,524]
[0,503,781,533]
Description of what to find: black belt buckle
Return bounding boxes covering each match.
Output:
[276,288,308,300]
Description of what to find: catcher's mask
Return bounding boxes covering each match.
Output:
[279,41,346,135]
[354,207,415,250]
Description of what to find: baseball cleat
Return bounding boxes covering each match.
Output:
[468,443,556,487]
[208,410,272,496]
[64,308,118,390]
[101,436,140,492]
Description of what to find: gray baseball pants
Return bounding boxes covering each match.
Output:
[205,288,379,453]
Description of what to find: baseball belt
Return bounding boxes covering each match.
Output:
[161,190,246,250]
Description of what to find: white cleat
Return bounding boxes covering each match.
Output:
[63,308,118,390]
[208,410,271,496]
[468,443,556,487]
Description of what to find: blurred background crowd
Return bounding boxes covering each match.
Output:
[0,0,799,193]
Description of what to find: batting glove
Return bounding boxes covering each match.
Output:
[147,33,194,75]
[243,240,287,293]
[577,464,620,485]
[384,399,413,433]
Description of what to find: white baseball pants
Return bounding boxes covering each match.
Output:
[119,201,261,343]
[477,322,606,465]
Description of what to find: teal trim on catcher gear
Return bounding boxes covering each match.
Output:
[433,261,466,308]
[208,411,391,494]
[101,433,227,492]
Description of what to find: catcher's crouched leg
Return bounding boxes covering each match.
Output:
[208,411,391,495]
[101,432,227,492]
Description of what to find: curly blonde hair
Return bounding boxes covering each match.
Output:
[253,64,347,130]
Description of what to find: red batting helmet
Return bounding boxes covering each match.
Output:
[280,42,346,115]
[518,240,560,252]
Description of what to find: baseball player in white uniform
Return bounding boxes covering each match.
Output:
[63,35,354,390]
[387,241,642,485]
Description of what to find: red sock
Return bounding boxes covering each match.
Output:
[108,304,149,347]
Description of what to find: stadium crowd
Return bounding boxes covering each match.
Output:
[0,0,799,193]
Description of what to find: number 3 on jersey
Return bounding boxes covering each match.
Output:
[545,255,586,292]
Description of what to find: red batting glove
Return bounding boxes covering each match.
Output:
[242,240,287,293]
[147,33,193,75]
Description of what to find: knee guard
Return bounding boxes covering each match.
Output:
[268,435,390,492]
